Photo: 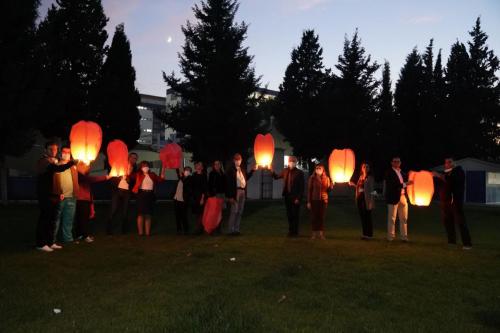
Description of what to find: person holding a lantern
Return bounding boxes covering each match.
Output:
[384,156,412,242]
[306,164,332,240]
[174,166,193,235]
[191,162,209,234]
[132,161,165,236]
[53,146,79,244]
[35,141,76,252]
[271,156,305,237]
[106,152,138,235]
[225,153,255,235]
[75,162,109,243]
[207,160,226,234]
[433,157,472,250]
[351,162,375,240]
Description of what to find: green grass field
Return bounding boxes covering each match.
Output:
[1,199,499,332]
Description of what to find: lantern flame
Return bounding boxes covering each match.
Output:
[69,121,102,165]
[407,170,434,206]
[107,140,129,177]
[254,134,275,168]
[328,149,355,183]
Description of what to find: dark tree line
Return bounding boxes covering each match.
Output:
[275,18,499,179]
[2,0,141,162]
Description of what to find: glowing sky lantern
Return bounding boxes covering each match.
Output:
[160,143,182,169]
[107,140,129,177]
[69,121,102,164]
[328,149,355,183]
[407,170,434,206]
[254,133,275,168]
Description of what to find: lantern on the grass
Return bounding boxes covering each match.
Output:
[328,148,355,183]
[254,134,274,168]
[107,140,129,177]
[69,121,102,164]
[160,143,182,169]
[407,170,434,206]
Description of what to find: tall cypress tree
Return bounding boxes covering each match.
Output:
[444,42,474,158]
[37,0,108,139]
[275,29,328,163]
[0,0,40,158]
[394,48,425,168]
[331,29,380,160]
[0,0,40,204]
[467,17,500,160]
[94,24,140,149]
[373,60,397,178]
[163,0,261,163]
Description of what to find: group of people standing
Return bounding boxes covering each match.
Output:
[35,140,472,252]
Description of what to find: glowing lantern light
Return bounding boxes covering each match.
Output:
[69,121,102,164]
[407,170,434,206]
[254,133,275,168]
[107,140,129,177]
[160,143,183,169]
[328,148,355,183]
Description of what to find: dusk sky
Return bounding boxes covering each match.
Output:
[39,0,500,97]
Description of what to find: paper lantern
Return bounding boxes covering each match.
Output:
[407,170,434,206]
[328,149,355,183]
[107,140,129,177]
[160,143,182,169]
[254,133,275,168]
[69,121,102,164]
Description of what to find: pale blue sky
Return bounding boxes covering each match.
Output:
[39,0,500,96]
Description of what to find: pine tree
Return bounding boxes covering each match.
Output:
[466,17,500,160]
[275,29,328,163]
[162,0,261,163]
[37,0,108,139]
[94,24,140,149]
[331,29,380,160]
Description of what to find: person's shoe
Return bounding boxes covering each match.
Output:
[36,245,54,252]
[462,246,472,250]
[401,238,410,243]
[319,231,326,240]
[311,232,317,240]
[361,235,370,240]
[84,236,94,243]
[50,243,63,250]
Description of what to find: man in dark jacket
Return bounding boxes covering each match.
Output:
[36,141,76,252]
[384,156,412,242]
[433,157,472,249]
[272,156,305,237]
[225,153,255,235]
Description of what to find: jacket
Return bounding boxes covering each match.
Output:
[307,174,332,203]
[36,156,75,198]
[76,173,108,201]
[384,168,407,205]
[132,171,164,194]
[356,175,375,210]
[273,167,305,202]
[225,165,254,200]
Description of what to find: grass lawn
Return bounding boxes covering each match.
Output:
[0,198,499,332]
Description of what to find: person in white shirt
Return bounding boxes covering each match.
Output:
[174,166,193,235]
[384,157,413,242]
[131,161,165,236]
[225,153,255,235]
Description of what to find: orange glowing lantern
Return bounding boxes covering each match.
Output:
[160,143,182,169]
[328,148,355,183]
[107,140,129,177]
[254,133,275,168]
[69,121,102,164]
[407,170,434,206]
